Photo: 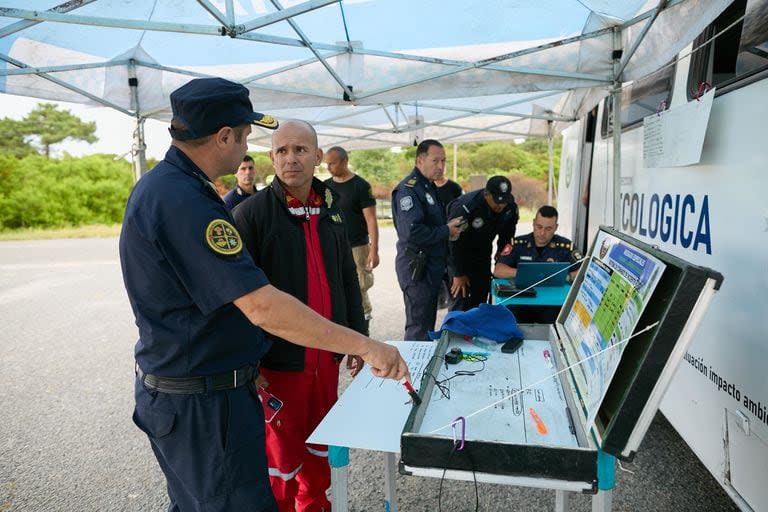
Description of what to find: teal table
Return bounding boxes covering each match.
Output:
[491,278,571,307]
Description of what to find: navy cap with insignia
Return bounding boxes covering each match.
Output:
[169,78,278,141]
[485,175,513,204]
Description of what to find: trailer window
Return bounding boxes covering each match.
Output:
[687,0,768,97]
[600,63,675,138]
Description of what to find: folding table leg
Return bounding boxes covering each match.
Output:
[383,452,398,512]
[591,490,613,512]
[329,446,349,512]
[555,490,572,512]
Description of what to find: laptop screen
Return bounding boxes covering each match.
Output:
[514,262,570,288]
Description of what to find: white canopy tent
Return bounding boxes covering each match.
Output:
[0,0,730,211]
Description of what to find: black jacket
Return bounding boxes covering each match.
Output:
[447,190,519,276]
[232,177,366,371]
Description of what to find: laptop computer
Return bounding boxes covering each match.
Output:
[514,262,570,288]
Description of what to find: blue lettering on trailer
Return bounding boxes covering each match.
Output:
[621,193,711,254]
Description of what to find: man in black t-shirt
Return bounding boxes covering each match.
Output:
[433,174,463,308]
[324,146,379,332]
[434,175,463,211]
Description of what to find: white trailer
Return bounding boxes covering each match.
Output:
[557,1,768,510]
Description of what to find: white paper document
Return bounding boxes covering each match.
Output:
[307,341,436,453]
[643,88,714,168]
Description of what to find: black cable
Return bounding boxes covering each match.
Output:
[437,443,458,512]
[437,442,480,512]
[426,355,487,400]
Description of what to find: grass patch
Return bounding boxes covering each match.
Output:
[0,224,121,241]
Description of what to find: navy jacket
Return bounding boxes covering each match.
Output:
[392,168,448,289]
[447,189,519,276]
[120,146,271,377]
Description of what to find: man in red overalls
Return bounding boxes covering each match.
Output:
[232,119,366,511]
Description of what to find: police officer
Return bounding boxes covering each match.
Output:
[222,154,257,209]
[120,77,409,512]
[447,176,519,311]
[493,205,579,323]
[392,139,464,340]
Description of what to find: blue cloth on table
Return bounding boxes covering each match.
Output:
[430,303,523,342]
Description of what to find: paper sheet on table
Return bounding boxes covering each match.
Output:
[307,341,436,453]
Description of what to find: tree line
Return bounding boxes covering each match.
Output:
[220,138,561,207]
[0,103,560,232]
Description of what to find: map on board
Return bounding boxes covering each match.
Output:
[562,231,666,427]
[418,338,579,448]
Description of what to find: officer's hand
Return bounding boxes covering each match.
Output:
[346,355,364,377]
[367,249,380,270]
[447,217,465,241]
[254,373,269,389]
[360,340,410,381]
[451,275,470,298]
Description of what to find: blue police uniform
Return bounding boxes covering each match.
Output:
[447,189,519,311]
[392,167,448,340]
[497,232,576,324]
[223,184,253,209]
[120,145,278,511]
[497,232,576,268]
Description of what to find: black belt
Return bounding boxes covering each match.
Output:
[136,364,258,394]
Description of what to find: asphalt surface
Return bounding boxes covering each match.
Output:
[0,228,739,511]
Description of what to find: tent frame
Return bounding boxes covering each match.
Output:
[0,0,681,224]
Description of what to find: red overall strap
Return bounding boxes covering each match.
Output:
[286,189,332,320]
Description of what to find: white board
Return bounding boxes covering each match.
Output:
[308,341,436,453]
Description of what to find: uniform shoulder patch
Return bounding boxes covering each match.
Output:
[399,195,414,211]
[206,219,243,255]
[500,243,513,256]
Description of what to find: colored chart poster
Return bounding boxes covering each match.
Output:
[563,232,665,427]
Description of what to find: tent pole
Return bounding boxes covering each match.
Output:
[547,120,554,205]
[453,143,457,182]
[132,117,147,182]
[128,60,147,181]
[611,27,623,229]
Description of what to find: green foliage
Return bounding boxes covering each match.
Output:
[349,149,407,187]
[0,118,36,158]
[218,174,237,189]
[0,154,133,231]
[345,137,562,196]
[251,153,273,184]
[0,103,99,159]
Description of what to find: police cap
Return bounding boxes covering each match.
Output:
[169,78,278,140]
[486,175,513,204]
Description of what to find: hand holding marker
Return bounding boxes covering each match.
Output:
[402,379,422,405]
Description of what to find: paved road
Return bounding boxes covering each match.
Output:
[0,229,738,511]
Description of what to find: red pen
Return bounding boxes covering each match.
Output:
[402,380,422,405]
